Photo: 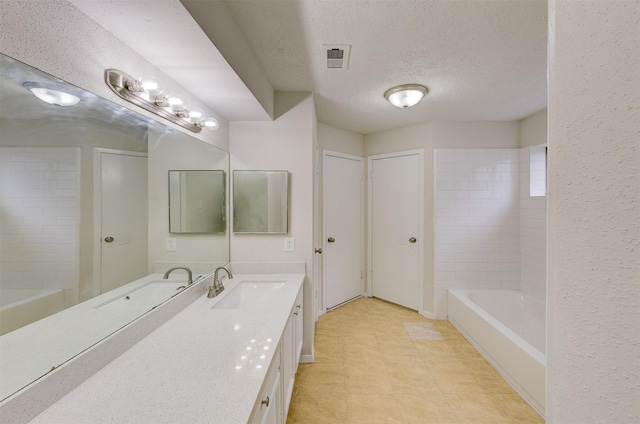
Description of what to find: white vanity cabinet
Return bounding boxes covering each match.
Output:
[293,288,303,370]
[251,285,303,424]
[282,286,303,418]
[251,344,282,424]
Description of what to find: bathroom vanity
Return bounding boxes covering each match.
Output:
[16,271,303,424]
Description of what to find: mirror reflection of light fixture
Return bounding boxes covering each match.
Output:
[384,84,428,109]
[104,69,219,133]
[23,83,80,106]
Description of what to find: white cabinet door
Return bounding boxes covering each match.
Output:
[282,316,295,416]
[251,345,282,424]
[294,288,303,369]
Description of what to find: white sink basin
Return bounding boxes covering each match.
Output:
[212,281,286,309]
[96,280,188,311]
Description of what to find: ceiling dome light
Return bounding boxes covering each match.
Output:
[26,85,80,107]
[384,84,428,109]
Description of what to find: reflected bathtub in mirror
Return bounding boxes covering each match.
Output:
[169,170,226,233]
[233,170,288,234]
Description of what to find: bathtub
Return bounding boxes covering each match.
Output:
[0,289,65,336]
[447,289,545,418]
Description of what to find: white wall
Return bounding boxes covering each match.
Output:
[230,93,315,356]
[547,1,639,422]
[433,121,520,148]
[519,109,547,148]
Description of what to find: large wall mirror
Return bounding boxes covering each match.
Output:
[0,53,230,401]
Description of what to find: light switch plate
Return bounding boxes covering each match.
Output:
[284,237,295,252]
[166,237,177,252]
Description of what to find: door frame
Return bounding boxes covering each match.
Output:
[367,149,425,313]
[92,148,148,297]
[322,150,365,314]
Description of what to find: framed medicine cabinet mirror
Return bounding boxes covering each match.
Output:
[169,170,226,233]
[233,170,288,234]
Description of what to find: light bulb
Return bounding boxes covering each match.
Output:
[203,117,219,130]
[188,108,204,122]
[138,76,163,96]
[165,94,186,111]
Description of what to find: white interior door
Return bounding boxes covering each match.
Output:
[369,150,423,310]
[98,150,148,294]
[323,151,364,310]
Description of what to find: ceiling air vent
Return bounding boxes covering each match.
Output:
[323,44,351,70]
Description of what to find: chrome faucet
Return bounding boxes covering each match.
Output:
[163,266,193,285]
[208,266,233,298]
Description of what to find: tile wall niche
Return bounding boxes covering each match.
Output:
[434,147,547,318]
[0,147,80,305]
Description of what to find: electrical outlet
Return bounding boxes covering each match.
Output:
[166,237,177,252]
[284,237,295,252]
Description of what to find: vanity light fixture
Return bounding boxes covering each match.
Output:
[104,69,219,133]
[384,84,428,109]
[24,83,80,106]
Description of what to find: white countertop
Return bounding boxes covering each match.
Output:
[0,273,195,402]
[27,273,304,424]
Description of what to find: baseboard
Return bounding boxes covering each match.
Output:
[300,348,314,364]
[419,310,437,320]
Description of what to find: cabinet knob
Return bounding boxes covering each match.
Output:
[104,236,114,243]
[409,237,417,243]
[327,237,335,243]
[261,396,270,407]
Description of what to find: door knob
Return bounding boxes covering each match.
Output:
[409,237,417,243]
[104,236,114,243]
[327,237,335,243]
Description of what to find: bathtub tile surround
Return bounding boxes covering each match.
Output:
[518,146,547,301]
[287,297,543,423]
[0,147,80,306]
[434,147,547,316]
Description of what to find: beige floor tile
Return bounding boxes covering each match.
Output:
[295,362,345,386]
[287,392,348,423]
[395,391,460,423]
[346,391,403,423]
[497,394,545,423]
[289,298,543,424]
[446,392,508,422]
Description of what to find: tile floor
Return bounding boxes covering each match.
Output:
[286,297,544,424]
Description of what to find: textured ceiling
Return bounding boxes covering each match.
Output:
[67,0,548,135]
[224,0,548,134]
